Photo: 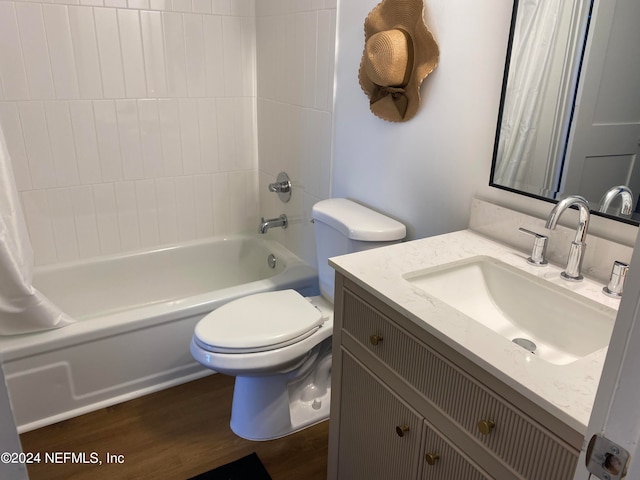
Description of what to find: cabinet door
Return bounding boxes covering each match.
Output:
[420,419,491,480]
[337,351,422,480]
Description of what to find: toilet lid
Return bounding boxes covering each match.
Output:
[194,290,326,353]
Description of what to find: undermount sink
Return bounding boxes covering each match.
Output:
[403,256,616,365]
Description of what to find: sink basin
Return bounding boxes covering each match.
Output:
[403,256,616,365]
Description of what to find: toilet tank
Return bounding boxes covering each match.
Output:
[311,198,406,302]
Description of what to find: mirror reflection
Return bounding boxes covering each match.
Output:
[490,0,640,224]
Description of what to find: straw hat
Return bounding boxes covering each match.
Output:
[359,0,439,122]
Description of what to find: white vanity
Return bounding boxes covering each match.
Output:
[326,203,625,480]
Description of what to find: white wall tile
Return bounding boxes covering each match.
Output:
[93,100,124,181]
[47,188,80,261]
[92,183,121,254]
[192,0,211,15]
[197,98,219,173]
[212,0,229,16]
[157,98,183,176]
[202,15,225,97]
[0,103,32,190]
[172,0,191,13]
[315,9,334,110]
[211,171,230,234]
[137,99,164,178]
[134,179,160,247]
[68,5,104,98]
[163,12,188,97]
[174,175,196,240]
[140,10,168,97]
[216,98,235,171]
[193,174,214,237]
[221,16,243,97]
[44,101,80,186]
[16,3,55,99]
[116,99,144,180]
[43,4,80,99]
[0,3,30,100]
[118,8,148,98]
[94,7,126,98]
[70,185,101,258]
[129,0,150,9]
[21,190,58,265]
[183,13,206,97]
[4,1,331,264]
[18,102,57,188]
[150,0,171,11]
[178,98,201,174]
[155,177,178,243]
[68,100,102,184]
[114,181,141,251]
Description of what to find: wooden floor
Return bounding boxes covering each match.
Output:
[20,374,329,480]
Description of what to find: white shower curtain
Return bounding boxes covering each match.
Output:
[494,0,568,187]
[0,125,74,335]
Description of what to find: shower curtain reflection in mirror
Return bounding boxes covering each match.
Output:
[494,0,571,190]
[0,124,73,335]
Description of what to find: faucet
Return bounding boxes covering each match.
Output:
[545,195,590,281]
[259,214,288,234]
[598,185,633,216]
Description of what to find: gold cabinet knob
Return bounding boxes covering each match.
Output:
[425,453,440,466]
[477,419,495,435]
[369,334,383,346]
[395,424,410,437]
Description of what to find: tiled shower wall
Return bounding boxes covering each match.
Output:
[255,0,336,266]
[0,0,258,265]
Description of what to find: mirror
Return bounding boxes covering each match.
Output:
[490,0,640,225]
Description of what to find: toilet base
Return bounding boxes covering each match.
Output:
[229,347,332,441]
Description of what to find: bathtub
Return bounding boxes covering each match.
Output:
[0,235,318,433]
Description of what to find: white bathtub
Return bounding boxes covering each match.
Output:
[0,235,318,432]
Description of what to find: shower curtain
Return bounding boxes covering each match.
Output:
[0,125,74,335]
[494,0,568,187]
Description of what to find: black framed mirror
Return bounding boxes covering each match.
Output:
[490,0,640,226]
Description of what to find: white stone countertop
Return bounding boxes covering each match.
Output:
[329,229,621,435]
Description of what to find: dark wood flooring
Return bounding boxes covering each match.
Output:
[20,374,329,480]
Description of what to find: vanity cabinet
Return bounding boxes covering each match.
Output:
[328,274,582,480]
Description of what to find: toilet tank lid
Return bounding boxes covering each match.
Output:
[312,198,406,242]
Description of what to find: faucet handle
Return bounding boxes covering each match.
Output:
[603,260,629,298]
[518,228,548,266]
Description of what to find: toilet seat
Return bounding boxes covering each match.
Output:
[194,290,327,354]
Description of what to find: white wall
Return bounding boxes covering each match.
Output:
[255,0,336,266]
[332,0,513,239]
[0,0,258,265]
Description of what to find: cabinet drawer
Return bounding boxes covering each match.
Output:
[338,352,422,480]
[342,288,578,480]
[421,419,490,480]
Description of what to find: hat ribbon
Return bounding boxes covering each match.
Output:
[370,85,409,118]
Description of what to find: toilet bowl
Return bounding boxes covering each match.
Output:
[190,290,334,440]
[190,198,406,440]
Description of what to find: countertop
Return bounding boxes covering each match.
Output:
[329,229,621,434]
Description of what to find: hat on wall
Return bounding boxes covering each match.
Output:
[359,0,439,122]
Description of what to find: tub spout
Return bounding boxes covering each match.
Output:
[259,214,288,234]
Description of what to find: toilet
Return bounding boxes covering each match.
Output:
[190,198,406,440]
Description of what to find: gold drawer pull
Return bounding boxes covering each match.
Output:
[477,419,495,435]
[425,453,440,466]
[395,424,409,437]
[369,334,383,346]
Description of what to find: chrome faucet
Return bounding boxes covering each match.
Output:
[259,214,288,234]
[598,185,633,216]
[545,195,590,281]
